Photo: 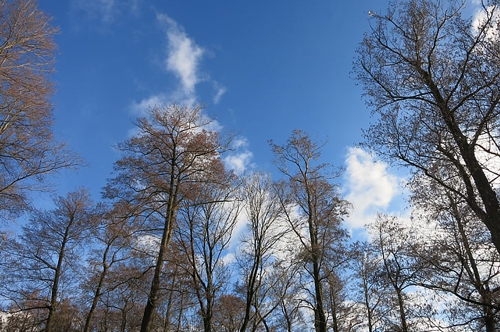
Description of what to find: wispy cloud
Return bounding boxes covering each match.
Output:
[155,13,204,107]
[344,147,403,229]
[70,0,141,24]
[132,13,227,115]
[213,82,227,104]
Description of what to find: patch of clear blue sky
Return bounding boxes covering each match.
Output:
[38,0,385,199]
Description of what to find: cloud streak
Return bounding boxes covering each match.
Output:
[158,13,204,103]
[132,13,227,115]
[70,0,141,24]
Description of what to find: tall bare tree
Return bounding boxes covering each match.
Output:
[2,189,93,331]
[103,104,228,332]
[349,242,386,332]
[271,130,350,332]
[237,172,288,332]
[0,0,79,214]
[175,171,240,332]
[367,215,422,332]
[82,202,138,332]
[354,0,500,254]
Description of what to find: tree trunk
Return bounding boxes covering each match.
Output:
[83,245,110,332]
[312,257,327,332]
[396,288,408,332]
[45,218,73,332]
[140,210,176,332]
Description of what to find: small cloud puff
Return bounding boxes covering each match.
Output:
[224,138,254,175]
[344,147,402,229]
[130,94,166,117]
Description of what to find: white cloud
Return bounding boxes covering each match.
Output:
[129,94,166,116]
[224,151,253,175]
[131,14,227,115]
[231,137,250,150]
[223,138,254,175]
[156,13,204,102]
[344,147,402,229]
[221,252,236,265]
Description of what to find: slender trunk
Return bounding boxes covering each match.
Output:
[240,253,260,332]
[305,173,327,332]
[46,218,73,332]
[453,198,498,332]
[120,306,127,332]
[309,218,326,332]
[482,298,496,332]
[140,213,175,332]
[162,266,178,332]
[280,298,293,332]
[312,256,327,332]
[363,276,374,332]
[83,244,111,332]
[203,268,214,332]
[329,282,339,332]
[175,290,185,332]
[260,314,270,332]
[202,283,213,332]
[141,196,177,332]
[454,130,500,255]
[83,267,107,332]
[140,163,179,332]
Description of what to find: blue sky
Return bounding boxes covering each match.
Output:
[36,0,412,232]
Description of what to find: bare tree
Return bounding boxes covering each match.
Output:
[349,242,386,332]
[93,263,147,332]
[366,214,446,332]
[237,172,288,332]
[410,177,500,331]
[103,104,228,332]
[0,0,80,214]
[81,202,138,332]
[271,261,306,332]
[270,130,350,332]
[354,0,500,254]
[175,170,241,332]
[2,189,93,331]
[155,243,196,332]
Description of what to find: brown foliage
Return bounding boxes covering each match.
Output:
[0,0,79,214]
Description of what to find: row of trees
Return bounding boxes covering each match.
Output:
[0,105,352,332]
[1,0,500,330]
[0,105,499,332]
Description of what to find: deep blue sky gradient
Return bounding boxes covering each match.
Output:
[36,0,464,231]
